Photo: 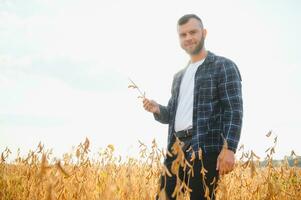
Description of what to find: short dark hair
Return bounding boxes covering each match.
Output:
[177,14,204,29]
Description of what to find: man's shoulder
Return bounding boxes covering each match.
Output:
[208,51,237,68]
[208,51,242,80]
[173,66,186,80]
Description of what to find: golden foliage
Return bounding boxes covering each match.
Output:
[0,134,300,200]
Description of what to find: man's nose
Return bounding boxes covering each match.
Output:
[184,34,193,41]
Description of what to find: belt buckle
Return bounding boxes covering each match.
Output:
[183,129,192,138]
[175,129,192,139]
[185,129,191,137]
[183,129,188,137]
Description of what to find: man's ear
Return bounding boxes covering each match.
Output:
[203,29,207,38]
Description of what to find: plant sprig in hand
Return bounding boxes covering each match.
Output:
[128,78,146,99]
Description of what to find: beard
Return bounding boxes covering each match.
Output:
[186,35,205,55]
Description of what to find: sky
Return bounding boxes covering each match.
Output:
[0,0,300,160]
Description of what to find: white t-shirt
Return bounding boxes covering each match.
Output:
[174,59,205,132]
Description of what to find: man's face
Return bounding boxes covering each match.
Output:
[177,18,206,55]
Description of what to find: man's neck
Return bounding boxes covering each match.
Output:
[190,49,207,63]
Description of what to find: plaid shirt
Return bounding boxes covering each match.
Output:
[154,51,243,154]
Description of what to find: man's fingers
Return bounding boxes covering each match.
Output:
[217,157,227,175]
[227,163,234,173]
[216,157,220,171]
[217,159,227,175]
[143,99,151,109]
[143,98,148,104]
[219,167,225,176]
[143,102,147,110]
[143,99,154,112]
[225,159,234,171]
[219,161,234,175]
[219,162,225,175]
[145,105,151,111]
[142,99,159,114]
[219,169,223,175]
[217,149,235,176]
[143,98,150,104]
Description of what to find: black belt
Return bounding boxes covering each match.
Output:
[174,129,193,139]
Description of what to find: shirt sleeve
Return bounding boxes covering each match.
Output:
[153,102,172,124]
[218,60,243,153]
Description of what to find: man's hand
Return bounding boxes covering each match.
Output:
[216,149,235,175]
[143,98,160,114]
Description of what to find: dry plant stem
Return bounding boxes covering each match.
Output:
[128,78,146,99]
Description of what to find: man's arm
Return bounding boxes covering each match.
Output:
[218,60,243,153]
[143,98,172,124]
[216,60,243,175]
[153,99,173,124]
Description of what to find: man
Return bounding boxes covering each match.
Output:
[143,14,243,200]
